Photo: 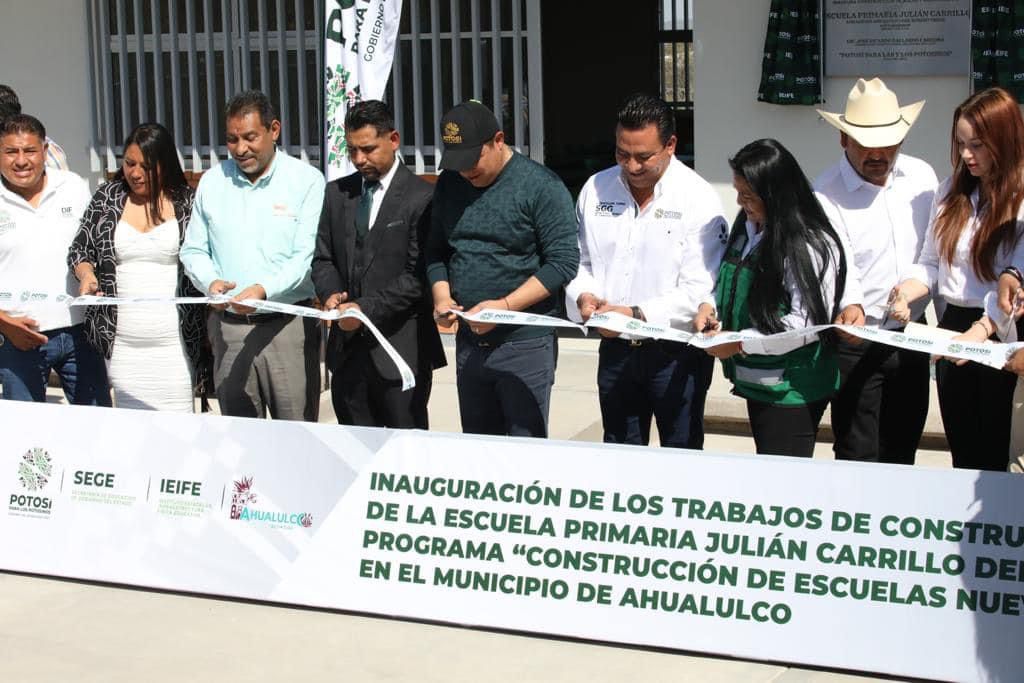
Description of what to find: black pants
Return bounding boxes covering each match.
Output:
[332,340,432,429]
[936,304,1016,471]
[597,338,713,449]
[831,336,930,465]
[747,399,829,457]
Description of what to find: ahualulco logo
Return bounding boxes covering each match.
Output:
[229,476,313,529]
[9,448,54,516]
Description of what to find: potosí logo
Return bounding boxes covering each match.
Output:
[10,448,54,515]
[229,477,313,528]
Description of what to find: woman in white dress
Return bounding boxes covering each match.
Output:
[68,123,211,411]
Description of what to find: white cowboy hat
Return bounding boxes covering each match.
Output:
[817,78,925,148]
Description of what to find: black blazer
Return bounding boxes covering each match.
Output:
[312,164,445,381]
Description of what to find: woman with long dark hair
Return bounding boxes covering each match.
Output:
[68,123,211,411]
[694,138,850,457]
[889,87,1024,470]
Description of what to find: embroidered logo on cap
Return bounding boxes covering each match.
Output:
[442,122,462,144]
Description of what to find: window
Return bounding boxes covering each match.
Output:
[657,0,694,164]
[87,0,543,175]
[89,0,323,172]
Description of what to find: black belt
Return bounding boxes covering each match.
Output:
[221,300,313,325]
[603,337,677,349]
[461,334,496,348]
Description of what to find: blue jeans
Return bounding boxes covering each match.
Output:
[456,332,556,438]
[597,338,713,449]
[0,324,111,405]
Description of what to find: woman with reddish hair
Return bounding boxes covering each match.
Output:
[890,87,1024,470]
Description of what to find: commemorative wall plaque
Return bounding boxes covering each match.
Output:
[825,0,970,76]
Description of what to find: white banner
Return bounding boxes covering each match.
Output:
[1,401,1022,682]
[323,0,404,180]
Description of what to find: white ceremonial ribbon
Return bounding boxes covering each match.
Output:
[452,308,587,332]
[583,311,1015,371]
[233,299,416,391]
[5,290,1018,375]
[4,290,415,391]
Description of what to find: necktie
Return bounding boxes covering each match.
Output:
[355,180,379,240]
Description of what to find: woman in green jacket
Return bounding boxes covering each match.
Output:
[694,138,851,457]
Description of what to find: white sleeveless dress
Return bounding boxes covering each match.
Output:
[106,219,193,412]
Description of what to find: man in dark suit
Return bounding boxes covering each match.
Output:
[312,100,445,428]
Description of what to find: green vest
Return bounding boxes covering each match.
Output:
[714,224,838,406]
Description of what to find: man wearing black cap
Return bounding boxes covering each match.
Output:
[426,100,579,438]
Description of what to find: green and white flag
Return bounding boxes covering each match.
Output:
[323,0,404,180]
[757,0,822,105]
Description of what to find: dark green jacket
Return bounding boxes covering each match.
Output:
[715,223,838,406]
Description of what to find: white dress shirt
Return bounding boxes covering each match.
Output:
[365,156,400,230]
[814,153,938,325]
[731,220,845,356]
[565,157,728,331]
[904,178,1024,309]
[0,169,91,331]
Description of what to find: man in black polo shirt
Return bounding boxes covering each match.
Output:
[426,101,579,438]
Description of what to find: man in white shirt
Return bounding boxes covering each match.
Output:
[814,77,938,464]
[566,94,728,448]
[0,114,109,404]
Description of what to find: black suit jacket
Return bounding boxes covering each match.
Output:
[312,164,446,381]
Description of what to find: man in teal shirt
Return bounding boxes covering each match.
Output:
[181,90,326,421]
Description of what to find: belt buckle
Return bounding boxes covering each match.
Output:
[628,338,643,347]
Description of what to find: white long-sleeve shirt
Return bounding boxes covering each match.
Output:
[731,220,846,356]
[0,169,91,331]
[904,177,1024,309]
[814,153,938,325]
[565,157,728,331]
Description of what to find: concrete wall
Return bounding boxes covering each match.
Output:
[693,0,971,216]
[0,1,100,187]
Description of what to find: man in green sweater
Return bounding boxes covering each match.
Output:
[426,101,579,438]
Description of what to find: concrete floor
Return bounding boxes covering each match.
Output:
[7,335,946,683]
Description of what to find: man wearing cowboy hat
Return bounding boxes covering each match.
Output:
[814,77,938,465]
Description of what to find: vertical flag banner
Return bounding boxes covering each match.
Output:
[323,0,404,179]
